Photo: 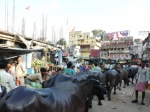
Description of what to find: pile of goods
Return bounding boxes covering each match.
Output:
[32,59,45,68]
[32,59,46,73]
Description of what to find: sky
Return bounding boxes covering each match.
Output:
[0,0,150,43]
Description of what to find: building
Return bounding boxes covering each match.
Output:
[132,39,143,58]
[100,37,133,61]
[69,31,100,58]
[142,33,150,62]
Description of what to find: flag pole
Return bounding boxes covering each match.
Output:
[5,0,6,31]
[7,0,8,31]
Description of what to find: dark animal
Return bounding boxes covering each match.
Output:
[115,68,128,89]
[125,67,138,85]
[42,73,106,110]
[87,70,106,106]
[0,79,102,112]
[42,74,72,88]
[101,69,120,100]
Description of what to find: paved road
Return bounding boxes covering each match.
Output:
[89,84,150,112]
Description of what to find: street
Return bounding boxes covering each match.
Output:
[89,84,150,112]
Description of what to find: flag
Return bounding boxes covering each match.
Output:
[25,6,30,10]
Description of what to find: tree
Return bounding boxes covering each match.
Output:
[56,38,67,46]
[92,29,109,41]
[92,29,103,37]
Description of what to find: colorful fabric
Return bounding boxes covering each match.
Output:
[63,68,74,75]
[91,66,101,72]
[135,82,147,92]
[80,66,86,72]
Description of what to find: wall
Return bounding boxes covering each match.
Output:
[81,52,90,57]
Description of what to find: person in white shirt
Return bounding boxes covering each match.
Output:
[74,61,80,73]
[0,59,16,92]
[15,56,27,86]
[132,61,149,105]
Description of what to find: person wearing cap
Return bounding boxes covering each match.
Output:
[0,59,16,92]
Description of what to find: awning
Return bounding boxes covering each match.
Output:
[0,47,43,59]
[17,35,33,49]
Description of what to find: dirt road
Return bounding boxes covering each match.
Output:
[89,84,150,112]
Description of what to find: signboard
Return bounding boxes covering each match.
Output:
[90,49,100,58]
[106,30,130,41]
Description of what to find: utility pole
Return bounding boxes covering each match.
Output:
[5,0,8,31]
[12,0,15,33]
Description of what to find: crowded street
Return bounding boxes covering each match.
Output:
[0,0,150,112]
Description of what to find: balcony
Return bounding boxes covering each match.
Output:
[101,45,131,49]
[109,50,130,54]
[77,38,84,40]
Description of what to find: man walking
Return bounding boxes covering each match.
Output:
[132,61,149,105]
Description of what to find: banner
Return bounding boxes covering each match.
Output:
[106,30,130,41]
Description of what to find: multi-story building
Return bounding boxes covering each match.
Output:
[69,31,100,58]
[132,39,143,58]
[142,33,150,62]
[100,37,133,61]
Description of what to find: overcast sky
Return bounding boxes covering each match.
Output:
[0,0,150,42]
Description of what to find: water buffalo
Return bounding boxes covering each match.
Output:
[42,73,106,110]
[125,67,138,85]
[42,74,72,88]
[87,70,106,106]
[101,69,120,101]
[0,79,102,112]
[115,68,128,89]
[84,68,120,109]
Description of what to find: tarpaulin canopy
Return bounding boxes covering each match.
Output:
[0,47,43,59]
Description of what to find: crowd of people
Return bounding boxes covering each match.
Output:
[0,57,150,105]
